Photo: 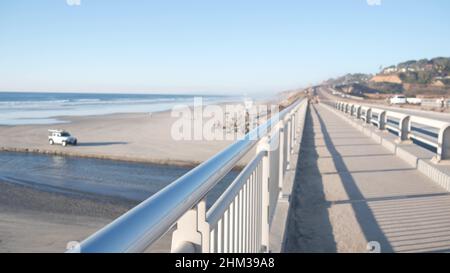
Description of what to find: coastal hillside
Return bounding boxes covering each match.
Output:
[326,57,450,97]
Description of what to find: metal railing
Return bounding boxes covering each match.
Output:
[334,101,450,161]
[68,98,309,253]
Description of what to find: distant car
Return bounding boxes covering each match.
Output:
[406,98,422,105]
[390,95,407,105]
[48,129,77,147]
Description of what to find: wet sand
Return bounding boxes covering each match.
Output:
[0,180,147,252]
[0,180,175,253]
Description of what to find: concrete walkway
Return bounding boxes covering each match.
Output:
[284,103,450,253]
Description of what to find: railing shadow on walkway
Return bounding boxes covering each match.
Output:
[311,104,394,253]
[283,106,337,252]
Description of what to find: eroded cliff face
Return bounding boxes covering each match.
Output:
[370,74,403,84]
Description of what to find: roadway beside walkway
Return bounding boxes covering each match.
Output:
[284,103,450,253]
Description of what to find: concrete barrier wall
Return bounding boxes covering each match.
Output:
[322,102,450,193]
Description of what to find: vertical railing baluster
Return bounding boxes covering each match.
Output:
[278,121,285,189]
[228,202,234,252]
[247,174,252,252]
[234,196,239,253]
[243,181,248,252]
[260,160,264,251]
[261,160,264,251]
[254,168,258,252]
[285,121,288,173]
[217,218,223,253]
[249,171,254,252]
[210,228,215,253]
[292,113,296,144]
[295,110,298,143]
[256,164,260,252]
[238,189,243,253]
[224,209,229,252]
[257,136,270,252]
[250,168,257,253]
[286,118,291,168]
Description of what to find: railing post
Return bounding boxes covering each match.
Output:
[378,111,386,130]
[438,125,450,161]
[256,137,270,252]
[171,199,210,253]
[366,108,372,124]
[356,106,361,119]
[399,116,410,141]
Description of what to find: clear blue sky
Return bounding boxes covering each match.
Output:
[1,0,449,95]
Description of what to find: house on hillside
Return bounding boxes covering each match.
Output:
[382,66,397,74]
[424,64,434,71]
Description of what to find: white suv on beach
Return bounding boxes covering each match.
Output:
[48,129,77,147]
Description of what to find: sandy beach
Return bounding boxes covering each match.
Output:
[0,110,235,167]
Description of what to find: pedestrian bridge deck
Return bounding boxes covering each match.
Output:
[284,104,450,253]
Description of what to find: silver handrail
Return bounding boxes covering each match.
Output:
[68,98,305,253]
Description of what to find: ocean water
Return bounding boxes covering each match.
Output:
[0,92,234,125]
